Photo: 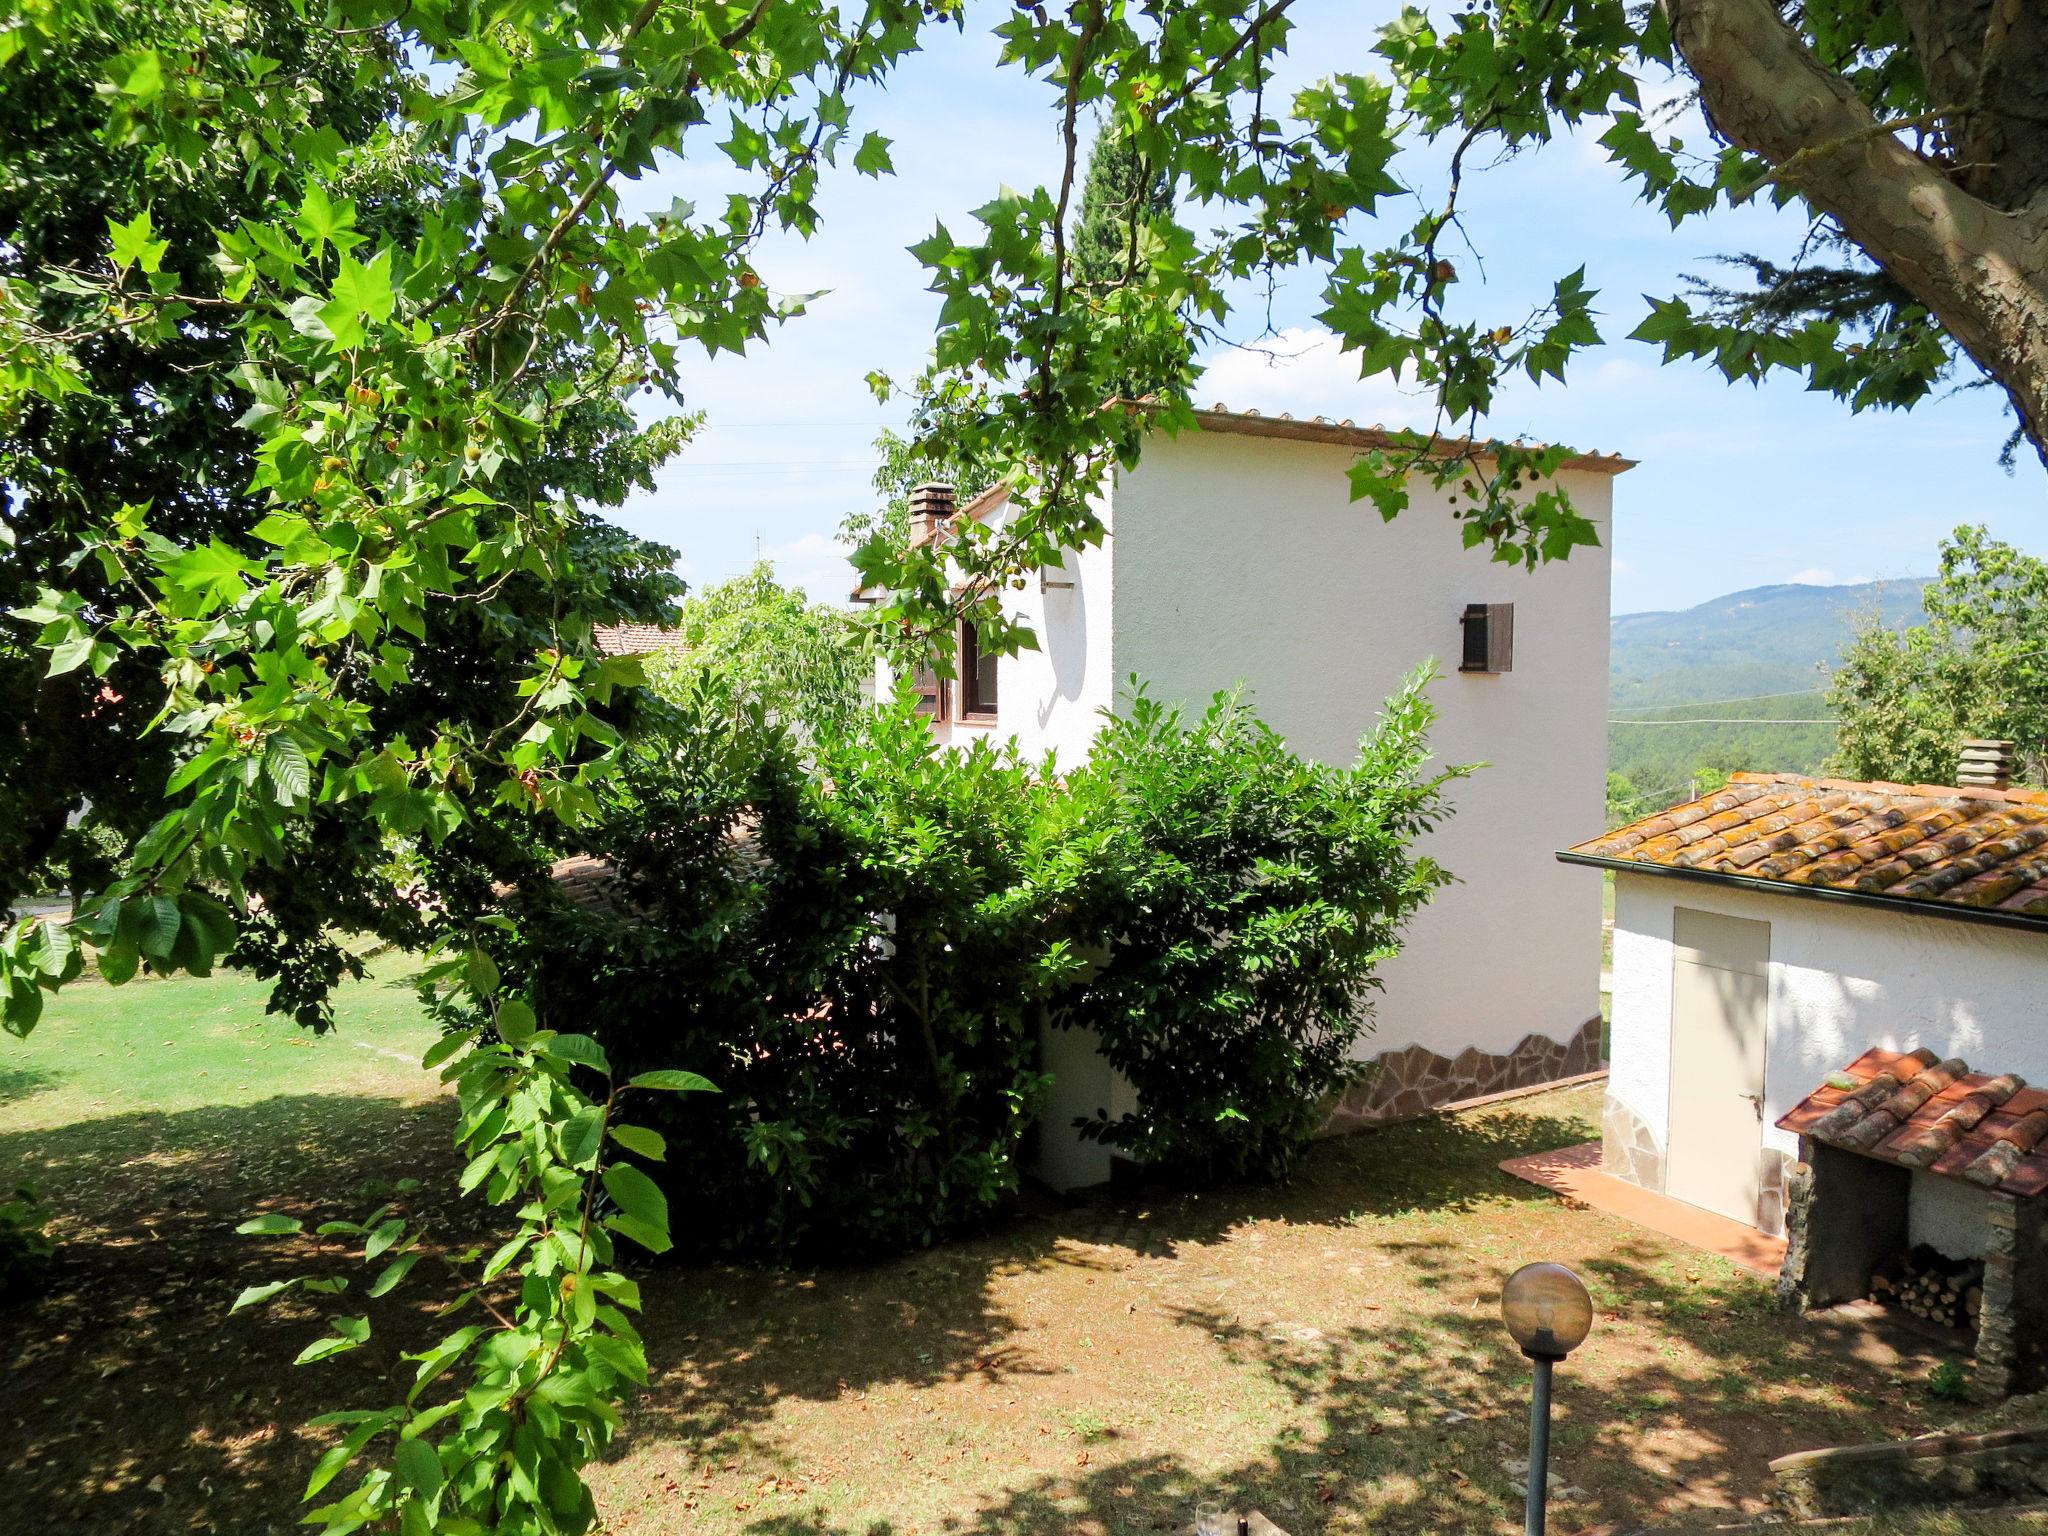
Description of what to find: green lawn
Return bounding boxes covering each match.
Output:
[0,947,436,1132]
[0,967,2014,1536]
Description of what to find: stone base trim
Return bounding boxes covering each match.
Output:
[1324,1016,1604,1133]
[1758,1145,1792,1239]
[1601,1094,1665,1192]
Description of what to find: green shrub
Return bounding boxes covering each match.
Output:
[501,669,1454,1257]
[509,684,1072,1260]
[0,1185,55,1298]
[1927,1357,1970,1401]
[1048,670,1460,1180]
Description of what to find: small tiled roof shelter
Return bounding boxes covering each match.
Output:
[1777,1048,2048,1197]
[1557,771,2048,1248]
[1774,1047,2048,1395]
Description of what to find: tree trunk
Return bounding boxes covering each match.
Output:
[1664,0,2048,469]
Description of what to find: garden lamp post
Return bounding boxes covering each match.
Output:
[1500,1262,1593,1536]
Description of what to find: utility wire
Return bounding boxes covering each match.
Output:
[1609,687,1825,715]
[1609,717,1839,726]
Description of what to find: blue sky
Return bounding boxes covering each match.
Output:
[609,3,2044,617]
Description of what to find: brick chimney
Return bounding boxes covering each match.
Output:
[1958,739,2016,791]
[907,482,956,548]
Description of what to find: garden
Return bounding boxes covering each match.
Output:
[0,956,2017,1535]
[10,0,2048,1530]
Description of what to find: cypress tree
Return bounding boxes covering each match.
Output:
[1072,124,1173,290]
[1070,125,1182,400]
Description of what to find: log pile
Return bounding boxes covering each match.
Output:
[1869,1245,1984,1331]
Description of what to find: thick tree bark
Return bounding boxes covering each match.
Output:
[1664,0,2048,469]
[1897,0,2048,212]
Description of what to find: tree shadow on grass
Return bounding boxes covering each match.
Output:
[0,1093,476,1536]
[615,1102,1602,1471]
[0,1078,1979,1536]
[0,1057,63,1110]
[708,1233,1980,1536]
[600,1091,1998,1536]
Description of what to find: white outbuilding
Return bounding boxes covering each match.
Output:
[860,405,1634,1187]
[1563,768,2048,1237]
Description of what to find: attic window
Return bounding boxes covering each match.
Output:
[1460,603,1514,674]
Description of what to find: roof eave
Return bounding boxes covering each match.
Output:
[1117,398,1637,475]
[1556,849,2048,937]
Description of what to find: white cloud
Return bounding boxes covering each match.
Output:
[1787,568,1837,586]
[762,531,861,607]
[1193,327,1435,429]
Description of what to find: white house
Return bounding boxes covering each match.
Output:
[862,405,1633,1187]
[1564,768,2048,1240]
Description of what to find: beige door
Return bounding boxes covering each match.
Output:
[1666,907,1770,1224]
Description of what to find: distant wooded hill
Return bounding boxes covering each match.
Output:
[1608,578,1930,808]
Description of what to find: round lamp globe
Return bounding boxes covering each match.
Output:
[1501,1262,1593,1361]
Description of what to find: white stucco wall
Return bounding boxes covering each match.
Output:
[1105,428,1614,1063]
[883,426,1619,1186]
[1607,872,1679,1151]
[986,510,1116,769]
[1910,1171,1993,1260]
[1607,872,2048,1175]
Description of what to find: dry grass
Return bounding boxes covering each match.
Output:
[0,973,2015,1536]
[583,1084,2002,1536]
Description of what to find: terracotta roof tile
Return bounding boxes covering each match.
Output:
[1778,1048,2048,1197]
[541,854,641,921]
[593,623,690,657]
[1565,773,2048,930]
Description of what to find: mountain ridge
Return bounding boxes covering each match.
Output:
[1607,575,1931,804]
[1611,576,1930,711]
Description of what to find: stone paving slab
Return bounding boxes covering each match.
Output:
[1500,1141,1788,1276]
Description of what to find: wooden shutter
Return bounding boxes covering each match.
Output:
[912,659,947,719]
[1459,603,1514,673]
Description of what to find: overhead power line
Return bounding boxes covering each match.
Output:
[1608,717,1840,727]
[1610,687,1825,715]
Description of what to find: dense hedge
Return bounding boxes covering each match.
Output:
[498,671,1457,1259]
[1049,681,1458,1181]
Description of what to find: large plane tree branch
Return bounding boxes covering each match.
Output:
[1665,0,2048,466]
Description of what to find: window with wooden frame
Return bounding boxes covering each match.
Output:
[1459,602,1514,673]
[958,622,999,720]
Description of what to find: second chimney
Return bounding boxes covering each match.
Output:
[1958,739,2016,791]
[908,482,956,548]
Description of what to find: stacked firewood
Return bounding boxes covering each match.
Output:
[1869,1245,1985,1331]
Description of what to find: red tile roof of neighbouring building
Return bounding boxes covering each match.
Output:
[1778,1047,2048,1198]
[1560,772,2048,933]
[593,623,691,657]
